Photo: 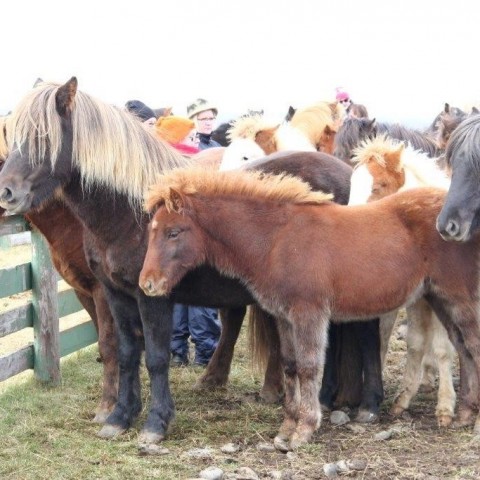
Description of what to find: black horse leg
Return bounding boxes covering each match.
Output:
[355,318,384,423]
[97,285,144,438]
[319,323,338,410]
[137,293,175,444]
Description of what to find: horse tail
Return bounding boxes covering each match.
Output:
[247,304,274,373]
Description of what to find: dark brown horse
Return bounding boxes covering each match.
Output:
[140,169,480,450]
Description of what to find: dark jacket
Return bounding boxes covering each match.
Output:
[198,133,221,150]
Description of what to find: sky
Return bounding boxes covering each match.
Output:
[1,0,479,129]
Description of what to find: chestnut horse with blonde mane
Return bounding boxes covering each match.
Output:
[140,168,480,450]
[349,136,456,427]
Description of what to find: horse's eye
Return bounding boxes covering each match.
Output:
[167,229,180,239]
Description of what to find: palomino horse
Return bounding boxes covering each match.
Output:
[349,136,456,426]
[437,114,480,241]
[0,77,365,447]
[140,168,480,450]
[0,115,117,422]
[334,117,441,164]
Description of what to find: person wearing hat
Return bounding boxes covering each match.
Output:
[186,98,222,150]
[155,115,200,156]
[125,99,157,127]
[156,113,221,367]
[335,87,353,112]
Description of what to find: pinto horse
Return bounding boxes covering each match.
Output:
[0,77,371,447]
[437,114,480,241]
[349,136,456,426]
[140,168,480,449]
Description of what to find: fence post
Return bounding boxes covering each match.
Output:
[31,228,61,385]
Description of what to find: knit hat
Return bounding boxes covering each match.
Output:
[187,98,218,119]
[125,100,156,121]
[335,87,350,102]
[155,115,195,144]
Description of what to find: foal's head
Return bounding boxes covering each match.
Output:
[349,136,405,205]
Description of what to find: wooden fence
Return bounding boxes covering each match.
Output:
[0,215,98,385]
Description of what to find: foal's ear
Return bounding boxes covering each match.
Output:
[56,77,78,116]
[472,106,479,115]
[444,103,450,114]
[169,188,185,213]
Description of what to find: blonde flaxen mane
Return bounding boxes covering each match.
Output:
[227,115,278,141]
[7,82,190,210]
[145,167,332,213]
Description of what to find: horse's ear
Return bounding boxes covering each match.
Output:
[324,125,333,134]
[33,78,43,88]
[444,103,450,113]
[165,107,173,117]
[169,188,185,213]
[472,106,479,114]
[56,77,78,116]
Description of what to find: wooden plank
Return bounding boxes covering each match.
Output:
[0,345,34,381]
[60,321,98,358]
[31,230,60,385]
[0,304,32,337]
[0,263,31,299]
[0,215,30,236]
[58,289,84,318]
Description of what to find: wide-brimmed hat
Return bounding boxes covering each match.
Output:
[187,98,218,119]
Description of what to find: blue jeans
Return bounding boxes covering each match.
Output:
[170,304,221,365]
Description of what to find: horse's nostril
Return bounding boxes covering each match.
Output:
[445,219,460,237]
[0,187,13,202]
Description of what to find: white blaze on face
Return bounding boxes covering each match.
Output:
[348,165,374,205]
[220,138,266,171]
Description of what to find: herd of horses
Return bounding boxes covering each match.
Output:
[1,77,480,452]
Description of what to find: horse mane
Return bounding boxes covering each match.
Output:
[228,115,277,141]
[353,135,449,188]
[7,82,190,210]
[0,116,8,160]
[145,167,333,212]
[290,101,344,145]
[445,114,480,173]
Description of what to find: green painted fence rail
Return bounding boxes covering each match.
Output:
[0,215,98,384]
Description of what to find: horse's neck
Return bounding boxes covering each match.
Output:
[193,198,274,279]
[62,176,147,245]
[401,149,450,190]
[275,124,316,152]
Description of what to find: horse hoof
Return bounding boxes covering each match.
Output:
[452,419,473,429]
[273,436,291,452]
[355,410,378,423]
[389,405,405,417]
[437,414,453,428]
[138,430,165,444]
[97,424,126,439]
[259,389,284,404]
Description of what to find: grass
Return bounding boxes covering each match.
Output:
[1,323,480,479]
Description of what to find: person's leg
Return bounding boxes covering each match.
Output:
[188,306,222,366]
[170,304,190,365]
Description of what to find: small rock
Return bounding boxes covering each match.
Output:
[186,448,214,459]
[335,460,349,473]
[200,466,224,480]
[235,466,259,479]
[137,443,170,456]
[330,410,350,425]
[346,423,366,434]
[221,443,240,454]
[268,471,283,480]
[286,451,297,461]
[374,430,393,441]
[346,458,368,470]
[256,442,276,453]
[397,324,408,340]
[323,462,338,477]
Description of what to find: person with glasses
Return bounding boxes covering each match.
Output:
[187,98,222,150]
[166,99,222,368]
[335,87,353,112]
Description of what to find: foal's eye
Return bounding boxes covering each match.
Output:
[167,229,180,239]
